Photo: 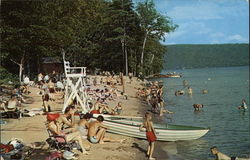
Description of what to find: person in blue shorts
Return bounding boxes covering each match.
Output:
[87,115,125,144]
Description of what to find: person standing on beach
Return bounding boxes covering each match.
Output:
[140,112,157,160]
[128,72,133,83]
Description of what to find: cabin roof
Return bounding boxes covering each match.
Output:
[42,57,62,64]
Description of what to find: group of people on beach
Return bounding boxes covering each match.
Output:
[135,81,174,116]
[40,71,160,159]
[1,69,249,160]
[46,105,125,156]
[38,71,129,157]
[0,79,31,118]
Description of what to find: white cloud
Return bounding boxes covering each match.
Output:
[209,33,248,44]
[209,32,225,44]
[227,34,248,42]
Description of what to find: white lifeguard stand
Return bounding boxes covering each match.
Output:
[62,52,89,113]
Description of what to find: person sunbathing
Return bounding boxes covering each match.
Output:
[57,105,77,128]
[12,85,26,103]
[87,115,125,144]
[3,95,21,111]
[111,102,123,115]
[90,99,112,114]
[78,113,92,139]
[47,114,89,155]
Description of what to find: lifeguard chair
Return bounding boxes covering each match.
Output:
[62,53,89,113]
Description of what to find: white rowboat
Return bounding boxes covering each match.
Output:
[93,115,209,142]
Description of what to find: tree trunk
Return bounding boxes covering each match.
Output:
[19,56,24,83]
[11,55,24,83]
[150,54,154,64]
[140,30,148,66]
[19,65,23,83]
[124,42,128,76]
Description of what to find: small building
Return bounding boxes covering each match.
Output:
[41,57,64,74]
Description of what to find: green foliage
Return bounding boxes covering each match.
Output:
[165,44,249,69]
[1,0,176,77]
[136,0,177,40]
[0,66,19,85]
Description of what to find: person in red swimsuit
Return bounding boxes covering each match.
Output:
[140,112,157,160]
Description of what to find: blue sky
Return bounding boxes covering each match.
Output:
[133,0,249,44]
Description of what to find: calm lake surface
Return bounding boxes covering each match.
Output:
[154,66,250,160]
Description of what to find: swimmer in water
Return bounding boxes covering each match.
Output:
[187,87,193,96]
[193,104,203,111]
[238,99,248,111]
[175,90,185,96]
[210,146,238,160]
[202,89,208,94]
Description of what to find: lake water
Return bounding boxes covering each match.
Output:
[154,66,250,160]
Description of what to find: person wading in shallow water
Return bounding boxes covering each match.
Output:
[140,112,157,160]
[210,146,238,160]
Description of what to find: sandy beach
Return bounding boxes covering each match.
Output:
[1,76,182,160]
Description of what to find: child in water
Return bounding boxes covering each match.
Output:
[139,112,157,160]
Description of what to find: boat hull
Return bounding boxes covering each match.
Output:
[95,115,209,142]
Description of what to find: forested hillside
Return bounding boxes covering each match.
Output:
[165,44,249,69]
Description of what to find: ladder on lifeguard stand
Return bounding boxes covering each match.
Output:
[62,54,89,113]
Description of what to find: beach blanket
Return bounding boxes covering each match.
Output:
[23,108,44,117]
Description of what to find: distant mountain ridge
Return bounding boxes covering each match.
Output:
[164,44,249,69]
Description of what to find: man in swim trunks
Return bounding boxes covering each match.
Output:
[140,112,157,160]
[88,115,125,144]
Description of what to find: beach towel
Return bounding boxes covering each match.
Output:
[0,143,14,153]
[45,151,62,160]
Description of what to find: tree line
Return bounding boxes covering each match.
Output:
[0,0,177,82]
[165,44,249,69]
